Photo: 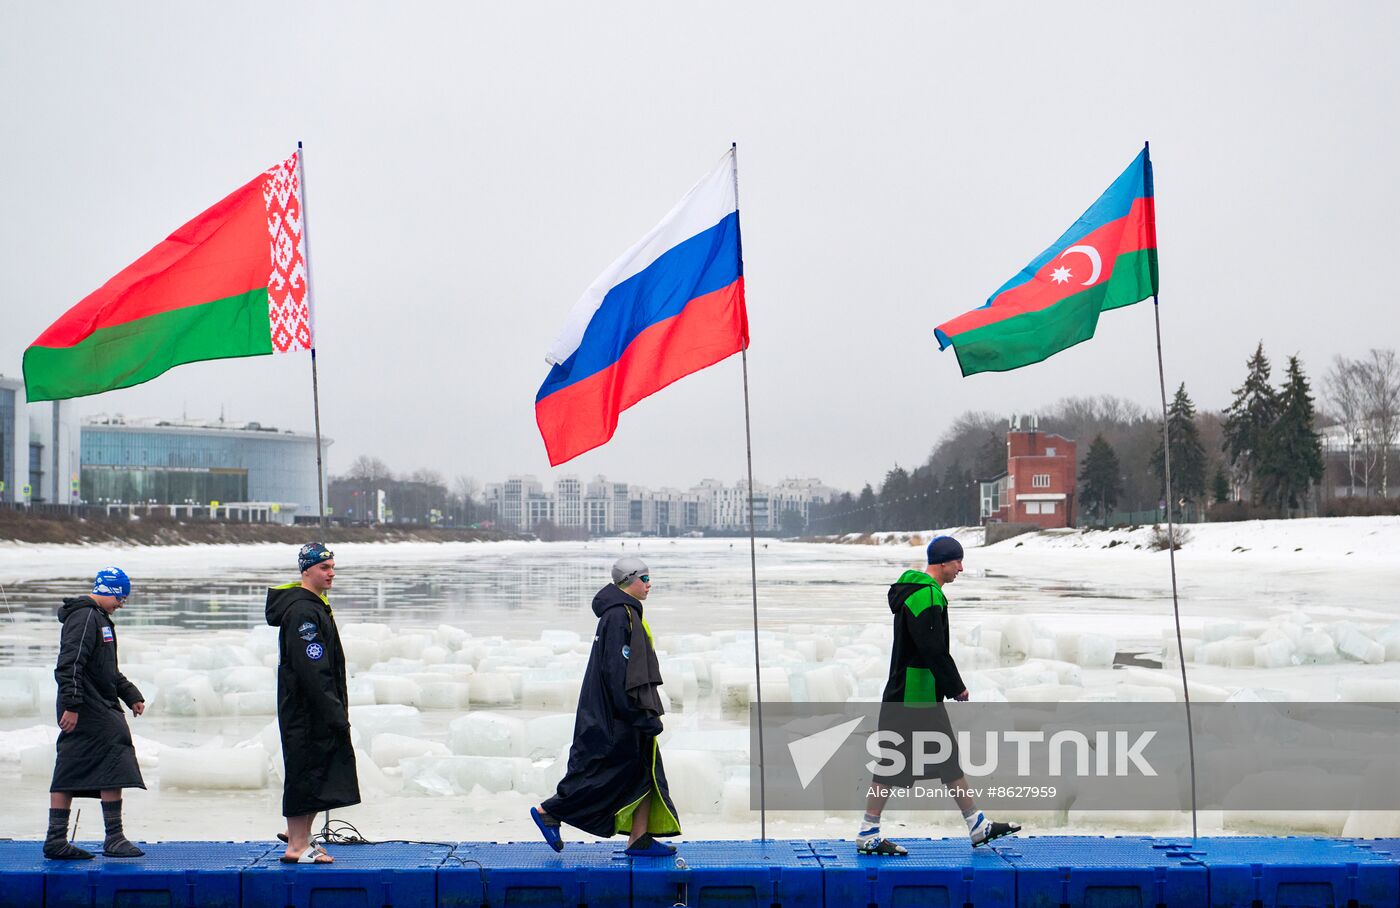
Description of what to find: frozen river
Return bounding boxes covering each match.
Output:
[1,520,1397,844]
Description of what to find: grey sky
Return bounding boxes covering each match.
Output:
[2,3,1395,492]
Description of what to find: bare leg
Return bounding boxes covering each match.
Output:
[864,781,892,824]
[284,814,330,861]
[947,777,976,816]
[50,792,73,810]
[627,795,652,847]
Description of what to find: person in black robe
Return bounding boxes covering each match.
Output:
[45,567,146,860]
[265,542,359,864]
[532,556,681,856]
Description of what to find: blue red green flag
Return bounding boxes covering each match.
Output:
[935,147,1158,376]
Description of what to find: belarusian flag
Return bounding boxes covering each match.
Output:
[23,151,313,402]
[935,147,1158,376]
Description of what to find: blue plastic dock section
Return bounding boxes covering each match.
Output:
[631,840,823,908]
[11,841,271,908]
[243,841,450,908]
[2,837,1399,906]
[994,836,1209,908]
[0,841,52,908]
[812,837,1016,908]
[440,841,630,908]
[1181,837,1400,908]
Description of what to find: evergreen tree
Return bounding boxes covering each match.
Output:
[940,459,970,527]
[1151,383,1208,515]
[855,483,877,533]
[1222,342,1279,504]
[1257,356,1324,513]
[879,466,911,529]
[1212,467,1230,504]
[974,431,1007,481]
[1077,434,1122,525]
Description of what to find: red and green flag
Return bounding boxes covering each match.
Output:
[935,147,1158,376]
[23,151,314,402]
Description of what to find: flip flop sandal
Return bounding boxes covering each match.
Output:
[972,821,1021,847]
[856,837,908,856]
[276,833,289,843]
[530,807,563,853]
[624,836,677,857]
[280,844,333,864]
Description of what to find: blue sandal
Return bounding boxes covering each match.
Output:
[625,835,677,857]
[531,807,563,852]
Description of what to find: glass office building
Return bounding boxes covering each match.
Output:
[81,418,328,518]
[0,377,20,502]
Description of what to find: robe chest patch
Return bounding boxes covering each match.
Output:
[298,621,318,642]
[306,643,325,661]
[101,626,114,643]
[622,644,631,660]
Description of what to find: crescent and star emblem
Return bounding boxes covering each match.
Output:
[1049,244,1102,285]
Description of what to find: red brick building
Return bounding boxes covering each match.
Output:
[980,416,1078,529]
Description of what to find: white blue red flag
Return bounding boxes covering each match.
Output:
[536,149,748,465]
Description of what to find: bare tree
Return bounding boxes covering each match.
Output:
[1359,348,1400,498]
[453,475,482,525]
[453,475,481,501]
[408,468,446,488]
[1323,355,1374,497]
[347,456,393,482]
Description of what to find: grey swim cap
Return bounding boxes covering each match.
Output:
[612,556,649,586]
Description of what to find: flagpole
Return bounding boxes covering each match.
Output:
[732,141,768,844]
[1145,140,1198,839]
[297,141,327,529]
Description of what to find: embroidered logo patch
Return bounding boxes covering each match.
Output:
[297,621,318,642]
[101,626,114,643]
[306,643,325,661]
[621,645,631,660]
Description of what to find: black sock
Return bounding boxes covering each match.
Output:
[43,808,92,859]
[101,799,143,856]
[44,808,70,848]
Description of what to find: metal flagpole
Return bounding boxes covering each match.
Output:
[732,142,768,843]
[297,141,327,528]
[1145,140,1198,839]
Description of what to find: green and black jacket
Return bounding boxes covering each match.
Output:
[882,569,966,704]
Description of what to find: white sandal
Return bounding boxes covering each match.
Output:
[280,844,333,864]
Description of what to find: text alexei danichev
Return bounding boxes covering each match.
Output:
[865,784,1059,800]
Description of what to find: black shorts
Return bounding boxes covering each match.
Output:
[873,701,964,786]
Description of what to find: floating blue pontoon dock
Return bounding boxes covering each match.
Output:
[0,836,1396,907]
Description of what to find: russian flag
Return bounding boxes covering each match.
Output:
[536,149,748,466]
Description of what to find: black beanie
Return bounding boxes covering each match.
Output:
[926,535,964,565]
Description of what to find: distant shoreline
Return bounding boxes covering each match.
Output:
[0,512,516,547]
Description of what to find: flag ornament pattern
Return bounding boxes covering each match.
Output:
[536,149,748,466]
[22,151,312,402]
[934,148,1157,376]
[263,154,313,354]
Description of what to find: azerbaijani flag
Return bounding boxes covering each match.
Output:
[935,146,1157,376]
[536,148,748,465]
[23,152,313,402]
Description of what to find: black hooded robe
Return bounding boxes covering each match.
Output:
[50,597,145,796]
[542,585,680,839]
[265,583,360,818]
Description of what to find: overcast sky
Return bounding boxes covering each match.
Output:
[2,3,1395,493]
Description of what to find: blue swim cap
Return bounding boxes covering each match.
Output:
[92,567,131,599]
